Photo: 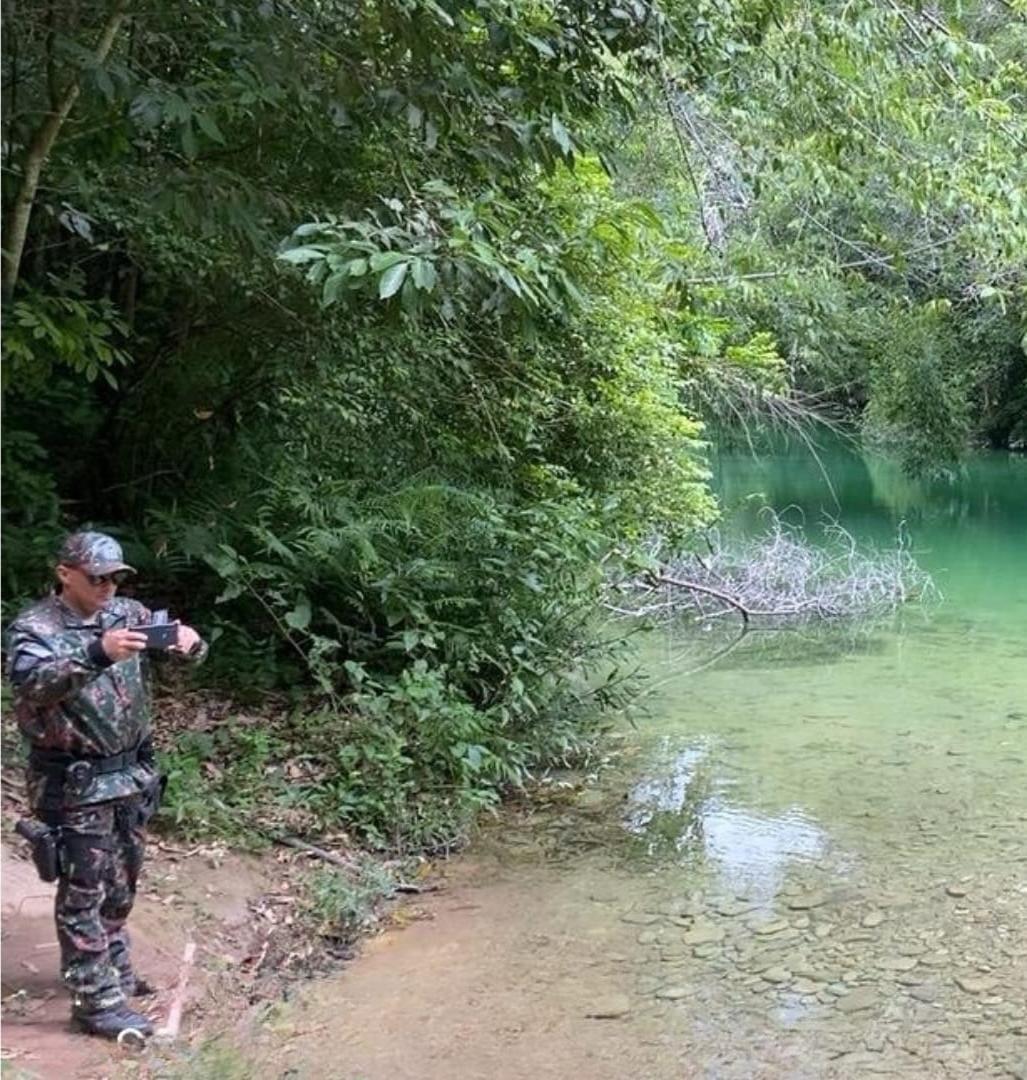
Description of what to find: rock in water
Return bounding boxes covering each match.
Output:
[836,987,879,1014]
[788,891,829,910]
[877,955,919,973]
[955,975,998,995]
[682,921,725,946]
[621,912,660,926]
[585,995,632,1019]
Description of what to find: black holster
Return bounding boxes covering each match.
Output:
[136,771,166,828]
[15,818,60,883]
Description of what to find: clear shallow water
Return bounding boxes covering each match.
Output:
[615,445,1027,1075]
[631,444,1027,881]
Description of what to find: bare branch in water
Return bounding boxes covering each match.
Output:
[607,513,937,627]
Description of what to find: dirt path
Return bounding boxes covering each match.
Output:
[1,839,270,1079]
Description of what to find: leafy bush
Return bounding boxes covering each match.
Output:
[157,726,280,845]
[302,862,397,940]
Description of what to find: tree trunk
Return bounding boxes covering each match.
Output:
[1,1,127,302]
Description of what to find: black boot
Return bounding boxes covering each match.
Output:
[120,971,157,997]
[72,1003,154,1040]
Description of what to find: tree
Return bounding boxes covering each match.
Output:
[2,0,727,845]
[642,0,1027,467]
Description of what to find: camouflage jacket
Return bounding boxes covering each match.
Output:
[5,594,208,810]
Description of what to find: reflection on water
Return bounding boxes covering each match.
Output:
[701,805,827,894]
[599,445,1027,1075]
[625,741,829,900]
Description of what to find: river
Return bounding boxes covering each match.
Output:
[250,444,1027,1079]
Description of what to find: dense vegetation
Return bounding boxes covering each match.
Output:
[649,1,1027,469]
[3,0,1024,848]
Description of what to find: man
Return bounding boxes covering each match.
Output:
[5,531,207,1039]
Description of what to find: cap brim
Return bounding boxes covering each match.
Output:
[85,561,136,575]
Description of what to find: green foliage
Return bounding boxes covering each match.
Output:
[155,465,654,848]
[0,0,733,849]
[0,429,63,615]
[862,305,973,475]
[7,0,1020,869]
[639,0,1027,470]
[1,277,131,391]
[302,862,397,940]
[158,727,278,845]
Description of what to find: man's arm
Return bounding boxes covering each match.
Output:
[7,626,115,707]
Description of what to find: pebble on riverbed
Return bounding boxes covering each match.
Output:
[787,891,829,910]
[585,995,632,1019]
[620,911,660,926]
[682,921,725,946]
[835,986,879,1013]
[747,918,791,936]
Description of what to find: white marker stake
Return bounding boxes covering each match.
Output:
[155,941,196,1042]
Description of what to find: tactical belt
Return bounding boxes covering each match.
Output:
[29,744,143,778]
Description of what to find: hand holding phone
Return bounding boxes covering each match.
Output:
[100,628,149,661]
[127,622,180,649]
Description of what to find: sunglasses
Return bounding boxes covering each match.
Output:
[82,570,131,587]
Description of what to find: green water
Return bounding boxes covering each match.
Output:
[617,443,1027,1075]
[634,444,1026,870]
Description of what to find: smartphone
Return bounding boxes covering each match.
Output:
[129,623,179,649]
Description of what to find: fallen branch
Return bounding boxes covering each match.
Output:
[612,514,936,628]
[155,841,203,858]
[272,834,360,871]
[272,834,434,896]
[647,573,752,624]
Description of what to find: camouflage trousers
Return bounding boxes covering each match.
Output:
[53,798,146,1014]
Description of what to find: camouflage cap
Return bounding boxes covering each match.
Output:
[58,531,136,576]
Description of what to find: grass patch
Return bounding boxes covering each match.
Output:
[129,1036,258,1080]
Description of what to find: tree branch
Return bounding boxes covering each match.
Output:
[647,572,752,624]
[681,235,956,286]
[1,0,128,302]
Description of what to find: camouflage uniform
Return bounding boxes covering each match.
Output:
[6,533,207,1018]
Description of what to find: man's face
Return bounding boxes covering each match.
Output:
[56,564,123,617]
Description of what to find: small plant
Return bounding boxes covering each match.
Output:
[143,1035,257,1080]
[303,861,396,940]
[157,725,280,846]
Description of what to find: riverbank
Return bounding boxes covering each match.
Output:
[3,446,1025,1078]
[212,831,1027,1080]
[3,692,1025,1080]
